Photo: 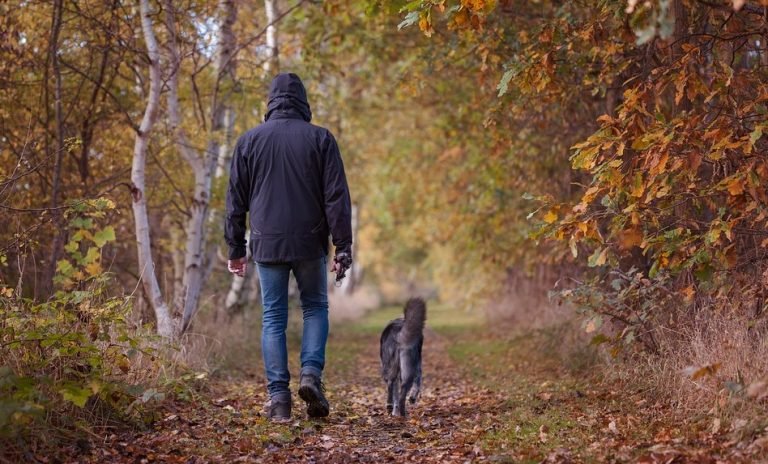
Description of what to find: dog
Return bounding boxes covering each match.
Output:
[380,297,427,417]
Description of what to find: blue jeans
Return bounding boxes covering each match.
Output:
[256,256,329,400]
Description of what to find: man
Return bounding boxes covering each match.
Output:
[224,73,352,421]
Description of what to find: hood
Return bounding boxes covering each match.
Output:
[264,73,312,122]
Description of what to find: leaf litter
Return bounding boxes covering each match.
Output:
[57,319,768,463]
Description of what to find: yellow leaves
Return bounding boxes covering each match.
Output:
[629,172,645,198]
[587,247,609,267]
[571,143,600,170]
[543,209,558,224]
[85,261,102,277]
[581,185,601,204]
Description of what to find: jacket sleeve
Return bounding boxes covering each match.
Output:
[322,131,353,256]
[224,138,250,260]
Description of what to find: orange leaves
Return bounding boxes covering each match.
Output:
[725,176,744,197]
[685,363,722,381]
[418,16,434,37]
[648,152,669,177]
[675,70,687,106]
[681,285,696,302]
[617,227,644,250]
[687,152,702,172]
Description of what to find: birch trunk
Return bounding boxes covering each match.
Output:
[222,0,281,313]
[169,221,185,311]
[264,0,280,74]
[131,0,173,337]
[163,0,239,332]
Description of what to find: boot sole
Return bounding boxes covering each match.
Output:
[298,385,330,418]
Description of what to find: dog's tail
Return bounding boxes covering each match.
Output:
[398,297,427,345]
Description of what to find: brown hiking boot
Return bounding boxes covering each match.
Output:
[298,374,329,418]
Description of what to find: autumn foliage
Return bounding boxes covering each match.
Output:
[2,0,768,459]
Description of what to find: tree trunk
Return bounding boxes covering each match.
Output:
[264,0,280,74]
[44,0,65,298]
[222,0,281,313]
[164,0,239,333]
[131,0,173,337]
[169,222,185,311]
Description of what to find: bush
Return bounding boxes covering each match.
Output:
[0,199,165,456]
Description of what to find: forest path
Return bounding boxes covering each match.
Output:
[72,304,762,463]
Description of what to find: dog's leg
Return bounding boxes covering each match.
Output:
[409,339,423,404]
[396,351,417,417]
[409,365,422,404]
[391,376,402,416]
[386,377,396,414]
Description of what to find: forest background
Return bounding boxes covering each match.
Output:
[2,0,768,458]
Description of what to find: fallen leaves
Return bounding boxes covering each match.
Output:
[52,318,768,464]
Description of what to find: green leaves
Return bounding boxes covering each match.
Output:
[93,226,116,248]
[59,383,92,408]
[55,200,117,288]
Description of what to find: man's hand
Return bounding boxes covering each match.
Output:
[228,257,248,277]
[332,252,352,282]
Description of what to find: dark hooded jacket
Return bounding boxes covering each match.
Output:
[224,73,352,263]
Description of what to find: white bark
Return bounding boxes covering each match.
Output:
[169,223,185,311]
[164,0,239,333]
[223,0,281,312]
[264,0,279,74]
[132,0,173,337]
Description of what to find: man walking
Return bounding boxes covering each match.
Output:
[225,73,352,421]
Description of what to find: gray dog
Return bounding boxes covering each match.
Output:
[379,298,427,417]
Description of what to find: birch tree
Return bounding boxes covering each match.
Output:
[162,0,239,333]
[222,0,282,315]
[131,0,173,337]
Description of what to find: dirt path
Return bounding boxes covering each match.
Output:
[263,329,505,463]
[67,305,768,463]
[76,332,506,463]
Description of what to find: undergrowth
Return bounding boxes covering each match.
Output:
[0,199,175,458]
